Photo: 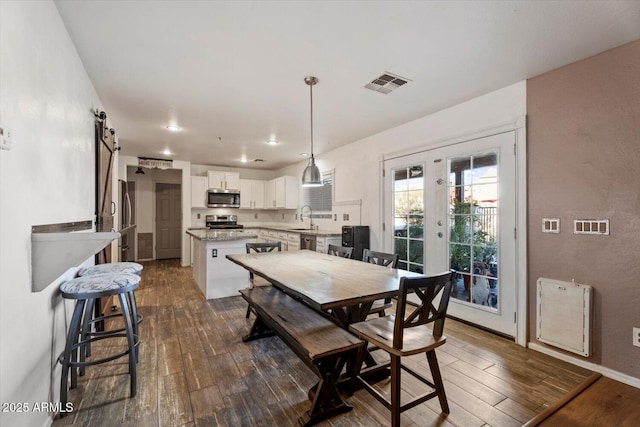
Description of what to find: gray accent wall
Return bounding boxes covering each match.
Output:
[527,39,640,379]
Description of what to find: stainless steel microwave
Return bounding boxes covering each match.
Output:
[207,189,241,208]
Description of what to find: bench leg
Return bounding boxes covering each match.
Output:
[242,313,276,342]
[298,349,358,426]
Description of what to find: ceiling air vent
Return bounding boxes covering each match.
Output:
[364,72,411,94]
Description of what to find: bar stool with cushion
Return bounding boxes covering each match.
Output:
[245,242,281,318]
[327,244,353,258]
[76,262,143,363]
[362,249,399,317]
[58,273,141,411]
[349,271,455,427]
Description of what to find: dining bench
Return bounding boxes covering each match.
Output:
[240,286,364,426]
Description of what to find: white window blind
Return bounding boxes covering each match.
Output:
[303,171,333,212]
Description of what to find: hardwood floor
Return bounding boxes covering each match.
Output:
[54,259,597,427]
[538,376,640,426]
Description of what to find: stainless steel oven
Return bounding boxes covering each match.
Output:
[207,189,240,208]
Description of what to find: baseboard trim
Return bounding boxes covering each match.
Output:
[528,342,640,388]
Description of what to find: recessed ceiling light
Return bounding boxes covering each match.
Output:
[300,153,310,157]
[266,139,278,145]
[162,148,172,156]
[166,125,180,131]
[240,155,248,163]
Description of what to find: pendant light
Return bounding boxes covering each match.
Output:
[301,76,323,187]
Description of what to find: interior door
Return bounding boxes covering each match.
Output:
[95,115,115,264]
[384,131,517,337]
[156,183,182,259]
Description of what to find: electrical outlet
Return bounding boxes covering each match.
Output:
[633,327,640,348]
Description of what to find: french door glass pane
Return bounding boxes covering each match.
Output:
[448,151,499,309]
[393,165,424,274]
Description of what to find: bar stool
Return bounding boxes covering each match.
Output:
[76,262,143,363]
[58,273,140,411]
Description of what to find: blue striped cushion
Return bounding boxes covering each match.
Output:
[77,262,143,277]
[61,273,140,296]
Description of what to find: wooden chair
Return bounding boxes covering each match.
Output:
[245,241,281,318]
[362,249,399,317]
[327,244,353,258]
[349,271,455,427]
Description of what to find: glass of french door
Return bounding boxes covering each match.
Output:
[392,166,424,273]
[448,151,499,310]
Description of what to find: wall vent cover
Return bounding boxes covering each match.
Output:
[364,72,411,94]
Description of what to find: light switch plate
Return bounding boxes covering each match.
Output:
[633,327,640,347]
[0,126,12,150]
[542,218,560,233]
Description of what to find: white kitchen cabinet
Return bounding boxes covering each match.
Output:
[240,179,265,209]
[287,233,300,251]
[190,176,208,208]
[191,237,252,299]
[276,232,289,251]
[207,170,240,190]
[265,175,299,209]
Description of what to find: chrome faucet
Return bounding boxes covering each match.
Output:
[300,205,314,230]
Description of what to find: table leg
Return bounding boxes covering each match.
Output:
[242,314,276,342]
[298,348,359,426]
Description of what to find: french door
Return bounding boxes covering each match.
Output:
[384,131,517,337]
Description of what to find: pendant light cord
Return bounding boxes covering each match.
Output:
[309,81,314,159]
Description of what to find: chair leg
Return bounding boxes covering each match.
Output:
[426,350,449,414]
[60,299,85,412]
[390,354,401,427]
[79,298,94,376]
[377,309,386,318]
[127,291,140,363]
[245,304,252,319]
[118,293,137,398]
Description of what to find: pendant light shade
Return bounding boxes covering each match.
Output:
[301,76,323,187]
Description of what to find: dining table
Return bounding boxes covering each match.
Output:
[226,249,424,327]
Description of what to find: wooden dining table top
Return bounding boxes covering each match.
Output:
[226,249,424,311]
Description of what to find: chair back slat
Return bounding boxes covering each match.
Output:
[362,249,399,268]
[327,244,353,258]
[393,271,455,349]
[246,241,282,254]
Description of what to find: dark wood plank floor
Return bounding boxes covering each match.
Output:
[539,376,640,426]
[53,259,597,427]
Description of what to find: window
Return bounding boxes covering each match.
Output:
[302,170,333,212]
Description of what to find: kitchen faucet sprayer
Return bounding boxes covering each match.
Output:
[300,205,314,230]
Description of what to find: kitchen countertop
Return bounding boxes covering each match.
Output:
[186,229,260,241]
[243,224,341,237]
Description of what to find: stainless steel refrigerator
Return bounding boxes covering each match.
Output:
[118,179,136,262]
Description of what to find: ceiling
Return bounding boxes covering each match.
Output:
[54,1,640,170]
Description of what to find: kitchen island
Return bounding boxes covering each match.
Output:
[187,229,260,299]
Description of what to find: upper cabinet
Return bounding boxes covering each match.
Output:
[265,176,299,209]
[207,170,240,191]
[240,179,265,209]
[191,176,208,208]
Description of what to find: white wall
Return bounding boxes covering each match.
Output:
[0,1,106,426]
[277,82,527,250]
